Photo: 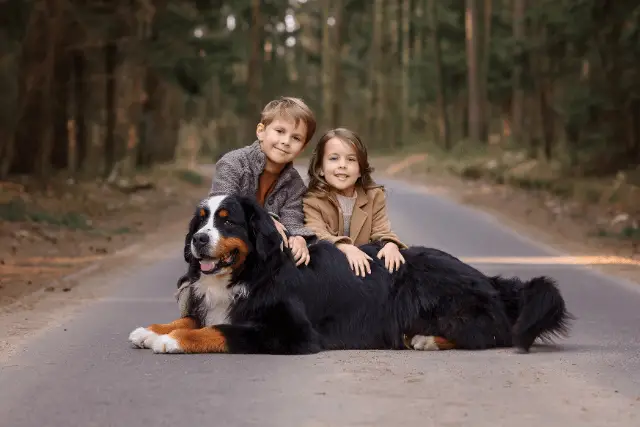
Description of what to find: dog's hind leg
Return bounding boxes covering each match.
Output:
[439,309,513,350]
[401,317,456,350]
[129,316,198,349]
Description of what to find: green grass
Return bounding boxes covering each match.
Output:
[0,198,91,230]
[174,169,204,186]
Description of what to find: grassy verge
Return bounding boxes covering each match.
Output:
[381,140,640,245]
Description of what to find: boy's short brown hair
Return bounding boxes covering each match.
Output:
[260,96,316,144]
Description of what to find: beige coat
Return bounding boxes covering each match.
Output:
[303,186,407,249]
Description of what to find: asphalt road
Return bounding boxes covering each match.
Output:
[1,174,640,427]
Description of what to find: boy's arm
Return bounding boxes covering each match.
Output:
[302,197,352,245]
[208,157,243,197]
[369,190,407,249]
[278,180,316,241]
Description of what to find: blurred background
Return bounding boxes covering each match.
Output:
[0,1,639,299]
[1,0,639,180]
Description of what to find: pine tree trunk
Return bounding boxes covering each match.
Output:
[386,0,399,147]
[480,0,493,141]
[428,0,451,150]
[104,42,117,178]
[35,0,64,180]
[247,0,263,133]
[331,0,344,128]
[321,0,333,127]
[367,0,384,146]
[511,0,525,143]
[0,4,41,178]
[400,0,411,145]
[465,0,481,144]
[411,0,425,131]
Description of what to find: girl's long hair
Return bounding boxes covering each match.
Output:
[307,128,382,198]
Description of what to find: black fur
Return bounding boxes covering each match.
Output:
[181,195,572,354]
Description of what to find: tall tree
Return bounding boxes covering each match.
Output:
[400,0,411,145]
[428,0,451,150]
[511,0,525,144]
[465,0,481,144]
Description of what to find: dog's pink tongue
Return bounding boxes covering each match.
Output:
[200,261,214,271]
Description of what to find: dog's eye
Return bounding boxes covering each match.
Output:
[224,220,232,227]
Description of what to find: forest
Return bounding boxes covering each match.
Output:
[0,0,639,183]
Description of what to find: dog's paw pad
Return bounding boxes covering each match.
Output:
[152,335,184,354]
[129,327,158,349]
[411,335,440,351]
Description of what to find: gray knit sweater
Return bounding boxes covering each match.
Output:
[208,141,315,237]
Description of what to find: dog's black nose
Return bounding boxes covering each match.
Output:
[193,232,210,248]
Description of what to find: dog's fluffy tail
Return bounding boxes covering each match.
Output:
[507,276,573,352]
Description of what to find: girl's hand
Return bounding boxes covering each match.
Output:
[376,242,405,273]
[337,243,373,277]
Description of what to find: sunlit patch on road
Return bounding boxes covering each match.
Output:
[463,255,640,267]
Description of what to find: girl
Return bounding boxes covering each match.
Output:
[303,128,406,277]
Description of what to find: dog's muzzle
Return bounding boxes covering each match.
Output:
[191,232,237,275]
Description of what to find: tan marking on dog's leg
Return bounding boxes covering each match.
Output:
[130,317,198,349]
[147,317,198,335]
[153,327,228,354]
[411,335,455,351]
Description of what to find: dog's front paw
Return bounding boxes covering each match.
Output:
[152,334,184,354]
[129,327,159,349]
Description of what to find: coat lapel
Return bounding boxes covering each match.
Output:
[349,187,369,243]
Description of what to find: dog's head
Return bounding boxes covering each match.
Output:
[184,195,284,276]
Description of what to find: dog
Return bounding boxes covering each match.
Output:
[129,194,572,354]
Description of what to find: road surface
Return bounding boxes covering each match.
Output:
[1,174,639,427]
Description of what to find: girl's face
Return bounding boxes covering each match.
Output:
[321,137,361,197]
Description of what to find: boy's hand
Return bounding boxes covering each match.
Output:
[338,243,372,277]
[376,242,405,273]
[289,235,310,266]
[272,218,289,247]
[271,218,310,266]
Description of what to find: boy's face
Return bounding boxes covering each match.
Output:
[257,117,307,168]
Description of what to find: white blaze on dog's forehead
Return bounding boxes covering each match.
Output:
[191,195,227,258]
[204,195,227,214]
[200,195,227,235]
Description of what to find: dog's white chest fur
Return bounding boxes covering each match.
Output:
[190,274,248,326]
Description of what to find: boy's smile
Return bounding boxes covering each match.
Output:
[257,117,307,172]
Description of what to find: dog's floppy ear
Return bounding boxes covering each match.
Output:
[239,196,283,261]
[183,206,202,263]
[176,258,201,288]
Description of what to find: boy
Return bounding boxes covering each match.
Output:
[208,96,316,266]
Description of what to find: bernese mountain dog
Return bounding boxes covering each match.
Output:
[129,194,572,355]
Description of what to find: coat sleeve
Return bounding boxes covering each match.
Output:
[278,177,316,238]
[208,156,243,197]
[369,189,407,249]
[303,196,352,245]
